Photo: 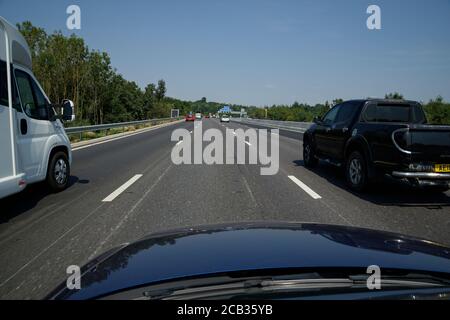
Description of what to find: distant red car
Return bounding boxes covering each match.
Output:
[185,114,195,121]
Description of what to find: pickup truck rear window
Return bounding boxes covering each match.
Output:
[363,103,426,123]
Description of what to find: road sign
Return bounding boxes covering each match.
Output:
[171,109,180,118]
[219,106,231,113]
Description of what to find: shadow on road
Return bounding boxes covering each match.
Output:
[0,176,89,225]
[294,160,450,209]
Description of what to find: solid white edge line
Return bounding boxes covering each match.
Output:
[102,174,143,202]
[288,175,322,200]
[72,131,145,151]
[72,121,182,152]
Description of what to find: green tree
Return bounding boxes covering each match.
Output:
[16,21,47,61]
[423,96,450,125]
[155,80,166,101]
[142,83,155,117]
[385,92,404,100]
[332,98,344,105]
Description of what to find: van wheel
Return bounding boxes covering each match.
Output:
[47,151,70,192]
[345,151,367,192]
[303,140,318,168]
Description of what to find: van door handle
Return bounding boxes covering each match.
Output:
[20,119,28,135]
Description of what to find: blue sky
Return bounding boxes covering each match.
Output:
[1,0,449,106]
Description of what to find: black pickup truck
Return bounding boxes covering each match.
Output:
[303,99,450,192]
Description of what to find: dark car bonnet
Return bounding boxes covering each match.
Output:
[49,222,450,300]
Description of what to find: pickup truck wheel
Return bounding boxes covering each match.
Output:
[346,151,367,192]
[47,151,70,192]
[303,141,318,168]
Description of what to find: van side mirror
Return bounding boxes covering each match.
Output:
[61,99,75,122]
[313,116,321,124]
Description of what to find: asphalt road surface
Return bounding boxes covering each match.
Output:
[0,119,449,299]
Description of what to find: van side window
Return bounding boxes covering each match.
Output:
[0,60,22,112]
[15,69,49,120]
[31,78,48,110]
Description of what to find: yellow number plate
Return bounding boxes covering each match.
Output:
[434,164,450,173]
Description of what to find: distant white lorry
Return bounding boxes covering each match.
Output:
[0,16,75,199]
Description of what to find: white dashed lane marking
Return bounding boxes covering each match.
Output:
[103,174,143,202]
[288,175,322,200]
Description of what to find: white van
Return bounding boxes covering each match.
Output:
[0,16,75,199]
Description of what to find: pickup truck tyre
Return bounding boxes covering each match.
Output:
[46,151,70,192]
[303,140,318,168]
[345,151,368,192]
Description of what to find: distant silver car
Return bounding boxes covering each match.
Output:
[220,115,230,123]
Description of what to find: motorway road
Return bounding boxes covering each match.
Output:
[0,119,449,299]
